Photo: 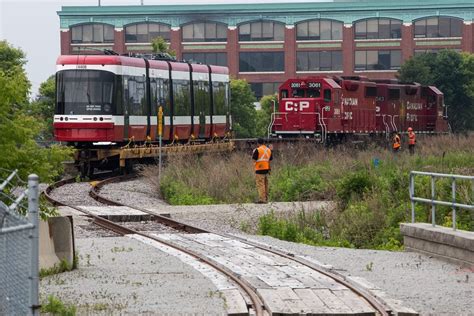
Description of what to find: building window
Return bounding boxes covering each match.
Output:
[183,52,227,66]
[355,50,401,70]
[414,17,462,38]
[239,52,284,72]
[71,23,114,44]
[182,22,227,42]
[354,18,402,39]
[239,21,285,41]
[125,23,170,43]
[297,51,342,71]
[296,20,343,40]
[250,82,281,100]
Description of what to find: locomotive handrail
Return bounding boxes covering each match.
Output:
[382,115,390,138]
[409,171,474,231]
[391,115,399,132]
[270,111,327,143]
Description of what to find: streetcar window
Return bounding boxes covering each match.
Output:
[173,80,191,116]
[213,81,227,116]
[365,86,377,97]
[292,89,305,98]
[324,89,332,102]
[307,88,320,98]
[127,76,146,115]
[194,80,211,116]
[388,88,400,100]
[280,90,288,98]
[56,70,116,115]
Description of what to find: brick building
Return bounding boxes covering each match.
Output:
[58,0,474,99]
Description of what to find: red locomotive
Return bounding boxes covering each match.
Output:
[270,76,448,142]
[54,54,230,145]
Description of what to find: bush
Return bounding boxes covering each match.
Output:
[270,165,327,201]
[336,170,373,204]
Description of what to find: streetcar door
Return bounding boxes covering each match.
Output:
[123,77,130,140]
[193,80,209,138]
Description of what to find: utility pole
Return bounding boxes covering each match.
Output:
[98,0,101,6]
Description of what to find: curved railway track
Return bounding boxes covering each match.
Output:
[44,176,391,316]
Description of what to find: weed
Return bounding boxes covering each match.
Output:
[39,258,76,278]
[366,262,374,271]
[41,295,76,315]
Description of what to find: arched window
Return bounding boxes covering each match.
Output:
[125,22,170,43]
[182,22,227,42]
[71,23,114,43]
[238,21,285,41]
[354,18,402,39]
[414,17,462,38]
[296,20,342,41]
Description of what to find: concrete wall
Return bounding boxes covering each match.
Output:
[400,223,474,267]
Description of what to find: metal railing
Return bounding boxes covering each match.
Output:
[0,170,40,315]
[409,171,474,230]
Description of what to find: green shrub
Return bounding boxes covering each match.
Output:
[160,177,215,205]
[270,165,327,201]
[336,170,373,204]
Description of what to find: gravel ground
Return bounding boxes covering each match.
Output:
[40,237,227,315]
[49,182,105,206]
[43,177,473,315]
[99,179,167,208]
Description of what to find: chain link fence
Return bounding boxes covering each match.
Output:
[0,169,39,316]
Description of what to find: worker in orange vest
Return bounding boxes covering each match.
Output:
[408,127,416,155]
[392,132,401,153]
[252,138,273,204]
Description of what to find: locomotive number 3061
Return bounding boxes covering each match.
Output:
[308,82,321,88]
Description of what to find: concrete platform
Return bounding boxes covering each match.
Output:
[400,223,474,267]
[58,206,152,222]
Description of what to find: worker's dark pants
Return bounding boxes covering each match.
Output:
[409,144,415,155]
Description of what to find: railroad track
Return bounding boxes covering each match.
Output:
[44,176,392,316]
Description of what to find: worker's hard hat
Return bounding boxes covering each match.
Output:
[408,127,413,131]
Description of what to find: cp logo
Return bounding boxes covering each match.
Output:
[285,101,310,112]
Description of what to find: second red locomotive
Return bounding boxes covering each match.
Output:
[270,76,448,142]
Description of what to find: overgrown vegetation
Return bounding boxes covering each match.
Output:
[41,295,76,316]
[144,134,473,250]
[0,41,72,182]
[39,256,78,278]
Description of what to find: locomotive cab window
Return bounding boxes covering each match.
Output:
[307,88,321,98]
[388,88,400,100]
[324,89,331,102]
[365,86,377,97]
[280,89,288,99]
[292,89,305,98]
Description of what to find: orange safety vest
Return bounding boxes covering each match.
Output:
[393,135,401,149]
[255,145,271,171]
[408,131,416,145]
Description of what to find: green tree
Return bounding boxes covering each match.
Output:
[0,41,71,181]
[255,94,278,137]
[30,75,55,140]
[151,36,176,57]
[398,50,474,131]
[230,79,257,137]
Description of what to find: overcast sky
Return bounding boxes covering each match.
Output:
[0,0,323,97]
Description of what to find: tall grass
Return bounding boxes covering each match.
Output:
[142,134,474,249]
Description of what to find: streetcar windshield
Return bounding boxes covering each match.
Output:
[56,70,115,115]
